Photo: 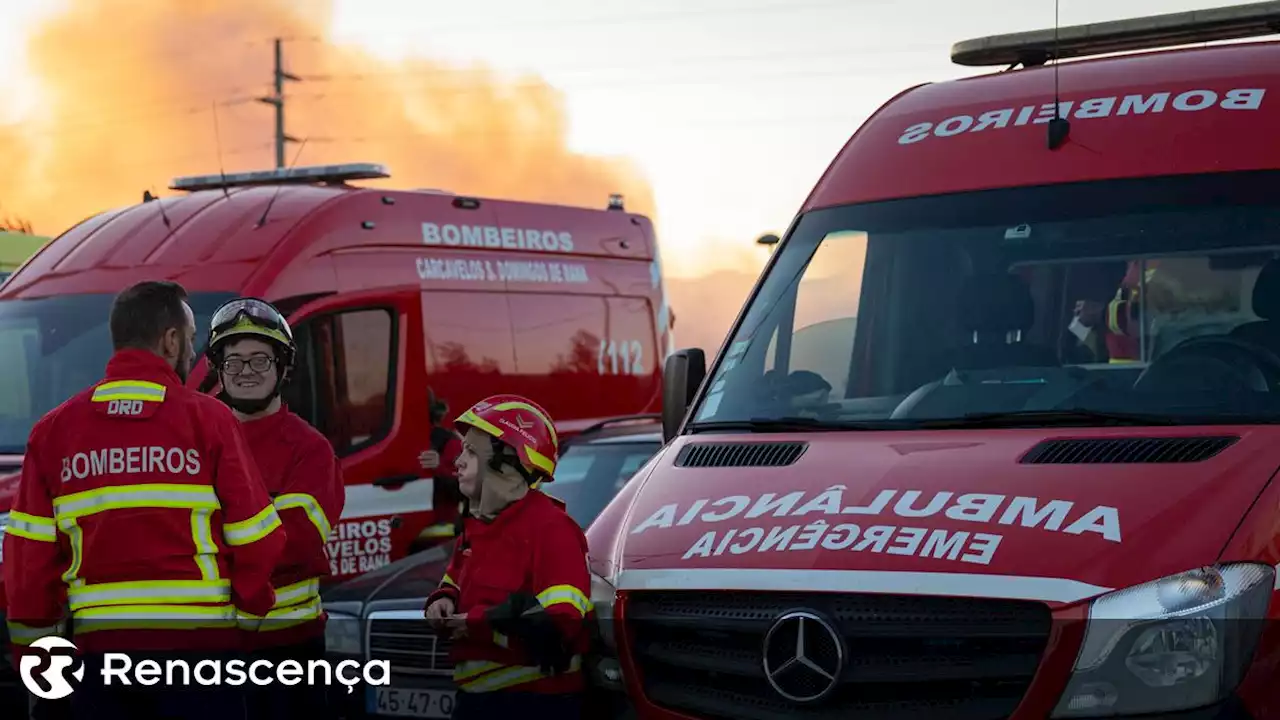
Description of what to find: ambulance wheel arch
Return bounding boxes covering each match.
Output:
[278,289,435,579]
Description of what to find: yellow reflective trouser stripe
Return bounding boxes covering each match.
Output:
[535,584,592,616]
[223,505,281,546]
[7,511,56,542]
[53,484,220,521]
[67,579,232,612]
[191,508,220,581]
[237,596,323,631]
[6,621,65,646]
[454,656,582,693]
[273,493,331,541]
[91,380,167,403]
[73,604,237,634]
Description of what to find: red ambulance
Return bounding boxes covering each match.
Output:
[0,161,671,596]
[586,4,1280,719]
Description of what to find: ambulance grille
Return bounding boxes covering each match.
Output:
[626,591,1051,720]
[1021,436,1238,464]
[367,619,453,676]
[675,442,806,468]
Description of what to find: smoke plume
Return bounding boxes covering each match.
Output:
[0,0,656,237]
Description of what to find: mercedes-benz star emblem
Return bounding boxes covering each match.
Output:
[761,610,845,703]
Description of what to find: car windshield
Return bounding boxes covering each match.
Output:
[0,292,235,452]
[551,438,662,527]
[693,170,1280,429]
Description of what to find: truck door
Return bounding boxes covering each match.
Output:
[279,287,433,581]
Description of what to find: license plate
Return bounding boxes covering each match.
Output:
[369,687,457,718]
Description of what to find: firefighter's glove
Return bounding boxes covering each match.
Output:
[484,593,574,676]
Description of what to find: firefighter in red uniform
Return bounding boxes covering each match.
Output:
[204,298,345,720]
[418,389,464,541]
[423,395,592,720]
[3,280,286,720]
[1075,260,1158,362]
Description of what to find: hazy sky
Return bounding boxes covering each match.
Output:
[0,0,1247,278]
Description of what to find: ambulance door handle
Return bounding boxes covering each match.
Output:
[373,474,421,488]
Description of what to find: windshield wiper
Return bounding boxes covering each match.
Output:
[687,417,892,433]
[917,409,1183,429]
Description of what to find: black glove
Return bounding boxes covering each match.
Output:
[484,593,575,675]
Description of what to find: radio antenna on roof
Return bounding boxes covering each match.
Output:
[1047,0,1070,150]
[211,102,231,201]
[255,137,308,229]
[150,187,172,229]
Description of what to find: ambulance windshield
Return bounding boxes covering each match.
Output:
[692,171,1280,429]
[0,291,235,452]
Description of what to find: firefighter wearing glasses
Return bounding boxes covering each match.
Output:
[424,395,593,720]
[3,281,285,720]
[206,298,345,720]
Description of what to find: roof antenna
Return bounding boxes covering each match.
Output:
[211,102,231,201]
[1047,0,1070,150]
[150,187,172,229]
[255,137,308,229]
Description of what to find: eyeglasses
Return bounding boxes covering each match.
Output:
[220,355,276,375]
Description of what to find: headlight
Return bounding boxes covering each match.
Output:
[589,572,624,690]
[324,611,363,656]
[1053,563,1273,717]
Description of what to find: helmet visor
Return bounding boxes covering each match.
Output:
[210,298,293,344]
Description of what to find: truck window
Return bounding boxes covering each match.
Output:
[693,171,1280,428]
[0,292,235,453]
[288,307,396,455]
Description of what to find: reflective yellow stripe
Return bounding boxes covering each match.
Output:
[273,493,331,541]
[535,584,592,616]
[442,574,458,588]
[272,578,319,609]
[67,579,231,611]
[493,631,509,648]
[58,518,83,585]
[53,484,220,521]
[456,656,582,693]
[1106,297,1124,335]
[91,380,166,403]
[223,505,281,546]
[237,596,323,631]
[523,446,556,477]
[190,508,220,581]
[457,410,504,441]
[419,523,456,539]
[454,660,505,681]
[491,401,559,448]
[7,621,65,646]
[73,604,237,633]
[7,511,56,542]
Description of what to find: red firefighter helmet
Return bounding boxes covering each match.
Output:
[455,394,559,483]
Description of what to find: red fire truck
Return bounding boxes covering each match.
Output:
[587,3,1280,719]
[0,161,671,600]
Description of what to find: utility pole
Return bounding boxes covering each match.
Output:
[257,38,301,168]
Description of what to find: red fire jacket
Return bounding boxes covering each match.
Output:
[425,491,592,695]
[3,350,286,660]
[237,406,344,649]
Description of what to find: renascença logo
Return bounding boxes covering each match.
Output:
[20,637,86,700]
[18,638,389,697]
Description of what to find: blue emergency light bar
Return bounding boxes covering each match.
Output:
[169,162,391,192]
[952,1,1280,67]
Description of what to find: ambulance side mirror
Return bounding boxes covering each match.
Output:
[662,348,706,444]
